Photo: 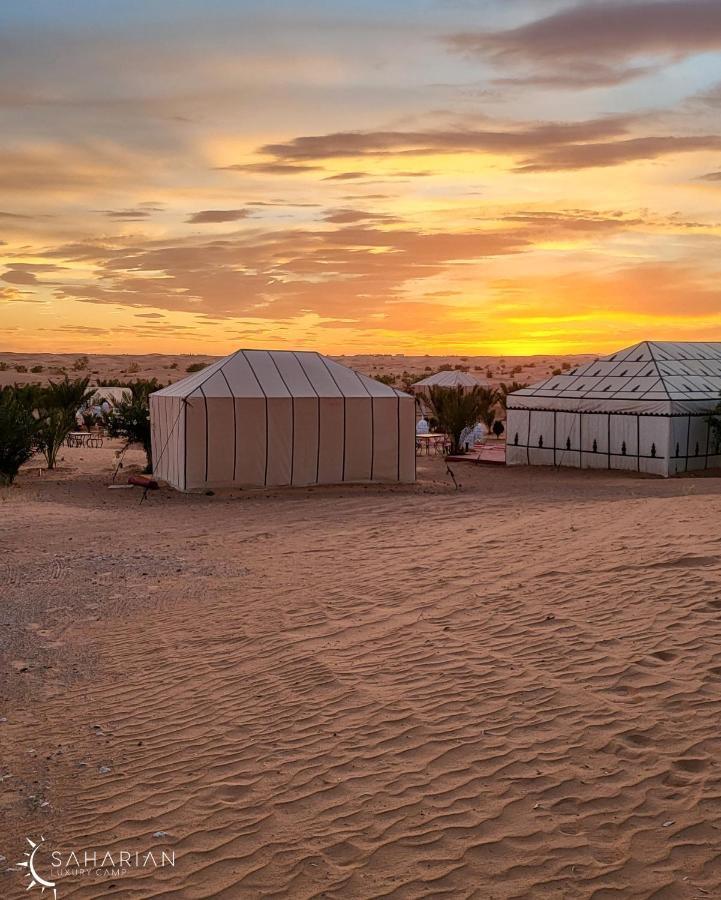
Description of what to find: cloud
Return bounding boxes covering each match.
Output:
[0,286,36,302]
[447,0,721,88]
[186,208,251,224]
[322,169,434,181]
[515,135,721,172]
[102,207,157,220]
[322,171,371,181]
[493,63,657,90]
[256,118,633,162]
[0,210,32,220]
[246,118,721,173]
[1,262,67,285]
[498,209,644,233]
[0,143,151,194]
[48,221,532,324]
[699,170,721,181]
[692,81,721,107]
[322,208,400,224]
[218,162,320,175]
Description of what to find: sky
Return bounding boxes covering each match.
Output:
[2,0,721,356]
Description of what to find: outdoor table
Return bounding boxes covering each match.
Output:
[66,432,104,448]
[415,433,449,455]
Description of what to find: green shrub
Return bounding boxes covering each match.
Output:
[0,388,39,484]
[105,379,160,473]
[186,362,208,373]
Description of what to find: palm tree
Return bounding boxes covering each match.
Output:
[498,381,529,412]
[424,386,491,454]
[475,386,500,436]
[36,376,94,468]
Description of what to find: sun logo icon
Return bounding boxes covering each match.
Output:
[17,836,58,899]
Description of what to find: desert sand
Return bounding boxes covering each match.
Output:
[3,444,721,898]
[0,351,595,391]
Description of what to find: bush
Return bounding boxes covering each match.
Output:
[73,356,89,371]
[0,388,39,484]
[105,379,160,473]
[14,365,27,373]
[186,362,208,373]
[30,365,44,373]
[400,373,423,393]
[96,378,129,387]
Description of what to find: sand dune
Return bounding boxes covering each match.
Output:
[0,351,595,391]
[3,448,721,897]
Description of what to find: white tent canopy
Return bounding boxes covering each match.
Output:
[89,387,131,406]
[412,370,484,392]
[506,341,721,476]
[150,349,416,491]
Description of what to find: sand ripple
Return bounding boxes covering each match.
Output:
[4,461,721,897]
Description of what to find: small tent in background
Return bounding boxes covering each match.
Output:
[506,341,721,477]
[411,370,485,394]
[150,349,416,491]
[89,387,132,407]
[411,370,488,424]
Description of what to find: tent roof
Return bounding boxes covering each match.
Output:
[89,386,131,403]
[153,349,412,400]
[508,341,721,414]
[413,370,483,389]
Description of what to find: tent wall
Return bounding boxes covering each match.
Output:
[151,393,414,490]
[507,408,721,476]
[150,394,186,490]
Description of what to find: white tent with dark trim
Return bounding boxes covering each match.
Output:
[506,341,721,477]
[150,349,416,491]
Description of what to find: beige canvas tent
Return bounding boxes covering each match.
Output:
[150,349,416,491]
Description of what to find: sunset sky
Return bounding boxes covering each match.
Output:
[2,0,721,356]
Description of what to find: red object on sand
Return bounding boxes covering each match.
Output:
[128,474,159,489]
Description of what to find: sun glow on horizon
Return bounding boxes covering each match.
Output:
[2,1,721,356]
